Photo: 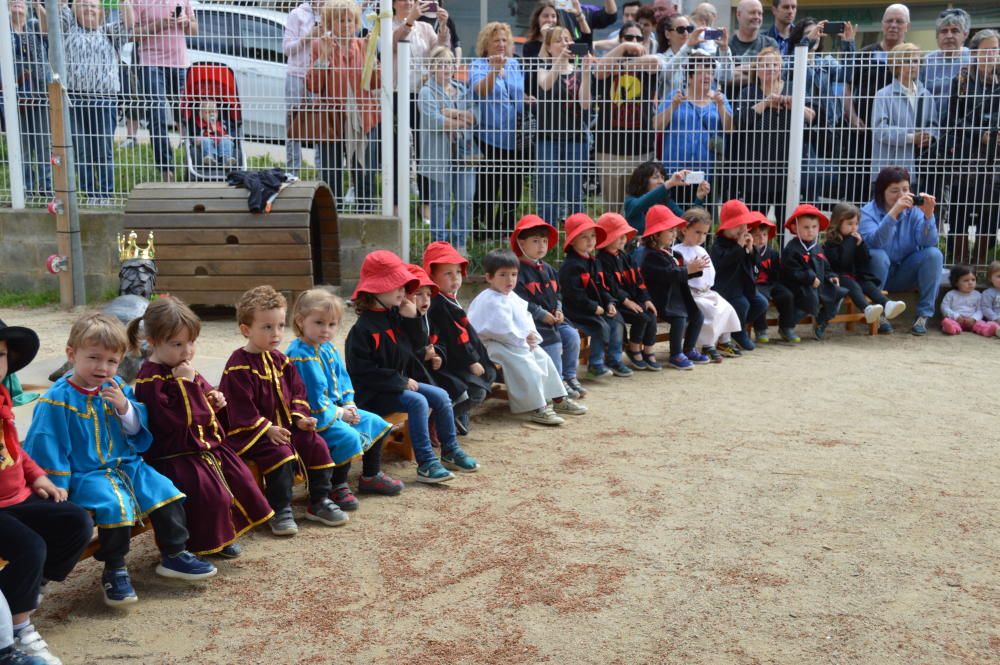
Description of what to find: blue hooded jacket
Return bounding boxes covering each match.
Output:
[859,200,938,263]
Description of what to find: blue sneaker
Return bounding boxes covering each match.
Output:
[911,316,928,336]
[101,567,138,607]
[642,353,663,371]
[732,331,755,351]
[667,353,693,370]
[586,366,612,379]
[683,349,710,364]
[416,459,456,484]
[441,446,480,473]
[155,551,218,581]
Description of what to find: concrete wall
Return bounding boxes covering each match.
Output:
[0,209,401,302]
[0,210,124,299]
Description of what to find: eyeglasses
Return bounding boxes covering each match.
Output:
[672,25,695,34]
[622,34,643,42]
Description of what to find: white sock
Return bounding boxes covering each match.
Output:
[12,621,29,637]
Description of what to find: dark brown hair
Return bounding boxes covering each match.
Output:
[825,202,861,245]
[126,296,201,353]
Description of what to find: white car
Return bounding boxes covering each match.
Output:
[123,2,289,141]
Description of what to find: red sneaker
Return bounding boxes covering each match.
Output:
[330,483,359,511]
[357,472,404,496]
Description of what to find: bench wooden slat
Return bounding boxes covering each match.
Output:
[156,275,314,291]
[124,213,309,228]
[153,244,312,260]
[155,260,317,277]
[131,228,311,245]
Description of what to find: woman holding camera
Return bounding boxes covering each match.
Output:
[860,166,943,336]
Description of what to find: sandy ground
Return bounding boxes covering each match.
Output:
[4,303,999,665]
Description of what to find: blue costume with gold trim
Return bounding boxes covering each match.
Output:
[23,375,184,528]
[286,339,391,466]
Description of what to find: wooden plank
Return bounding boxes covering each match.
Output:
[128,182,324,200]
[153,244,311,260]
[125,196,314,214]
[123,212,309,228]
[132,228,310,245]
[157,275,314,291]
[160,290,245,306]
[156,260,313,277]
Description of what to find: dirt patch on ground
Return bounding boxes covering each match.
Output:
[4,304,999,665]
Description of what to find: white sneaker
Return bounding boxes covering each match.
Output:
[884,300,907,320]
[530,407,565,426]
[118,136,137,150]
[864,304,883,324]
[553,397,587,415]
[15,624,62,665]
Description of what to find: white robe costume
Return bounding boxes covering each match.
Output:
[672,243,742,348]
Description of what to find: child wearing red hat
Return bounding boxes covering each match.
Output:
[710,200,769,352]
[510,215,586,399]
[781,204,849,340]
[674,208,743,362]
[557,213,631,379]
[749,215,799,343]
[345,250,480,484]
[596,213,662,371]
[0,320,93,665]
[639,206,711,370]
[422,241,498,435]
[468,250,586,424]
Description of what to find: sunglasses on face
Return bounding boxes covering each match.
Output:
[672,25,695,34]
[622,34,643,42]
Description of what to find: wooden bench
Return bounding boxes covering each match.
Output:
[766,297,878,336]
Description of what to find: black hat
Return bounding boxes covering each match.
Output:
[0,319,40,376]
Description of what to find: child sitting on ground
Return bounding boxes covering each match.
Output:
[218,286,346,537]
[981,261,1000,335]
[132,298,273,559]
[710,199,769,352]
[674,208,742,362]
[939,265,998,337]
[25,313,216,608]
[287,289,402,510]
[823,202,907,334]
[596,213,662,371]
[1,320,92,664]
[639,206,710,370]
[468,250,585,425]
[423,242,497,435]
[345,251,479,484]
[781,204,848,340]
[559,213,631,378]
[195,100,237,167]
[749,216,799,343]
[511,215,586,399]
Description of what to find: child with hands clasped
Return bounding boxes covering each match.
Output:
[345,251,480,484]
[131,298,273,559]
[673,208,742,362]
[597,213,662,371]
[24,314,216,609]
[468,250,586,425]
[1,320,92,665]
[709,200,769,351]
[218,286,346,538]
[939,265,998,337]
[781,205,848,340]
[287,289,402,509]
[511,215,586,399]
[823,203,907,334]
[639,206,710,370]
[749,217,799,343]
[981,261,1000,335]
[559,213,632,379]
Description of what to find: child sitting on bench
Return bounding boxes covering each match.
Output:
[781,205,848,340]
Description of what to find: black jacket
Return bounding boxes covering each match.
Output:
[597,249,651,307]
[344,308,426,410]
[754,245,781,287]
[514,258,563,347]
[823,236,880,285]
[640,248,702,320]
[558,249,616,330]
[780,238,842,314]
[710,235,759,301]
[426,293,497,389]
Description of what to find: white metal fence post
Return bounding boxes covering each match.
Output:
[379,0,394,217]
[783,43,809,245]
[397,41,411,263]
[0,1,27,209]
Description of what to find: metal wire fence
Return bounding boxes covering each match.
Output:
[3,10,999,274]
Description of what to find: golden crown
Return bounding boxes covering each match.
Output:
[118,230,156,261]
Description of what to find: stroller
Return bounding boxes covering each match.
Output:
[180,64,248,181]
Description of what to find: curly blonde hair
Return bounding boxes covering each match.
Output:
[236,285,287,327]
[476,22,514,58]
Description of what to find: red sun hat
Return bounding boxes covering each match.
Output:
[717,199,757,233]
[563,213,606,252]
[510,214,558,257]
[405,263,440,296]
[596,212,637,249]
[642,205,687,238]
[749,211,777,239]
[784,203,830,231]
[422,241,468,277]
[352,250,420,301]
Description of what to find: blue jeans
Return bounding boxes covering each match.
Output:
[868,247,944,318]
[536,139,587,225]
[200,137,235,163]
[426,172,474,250]
[19,101,52,196]
[69,95,116,198]
[376,384,458,465]
[141,66,187,176]
[576,316,624,371]
[728,292,769,328]
[318,129,379,213]
[541,322,581,381]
